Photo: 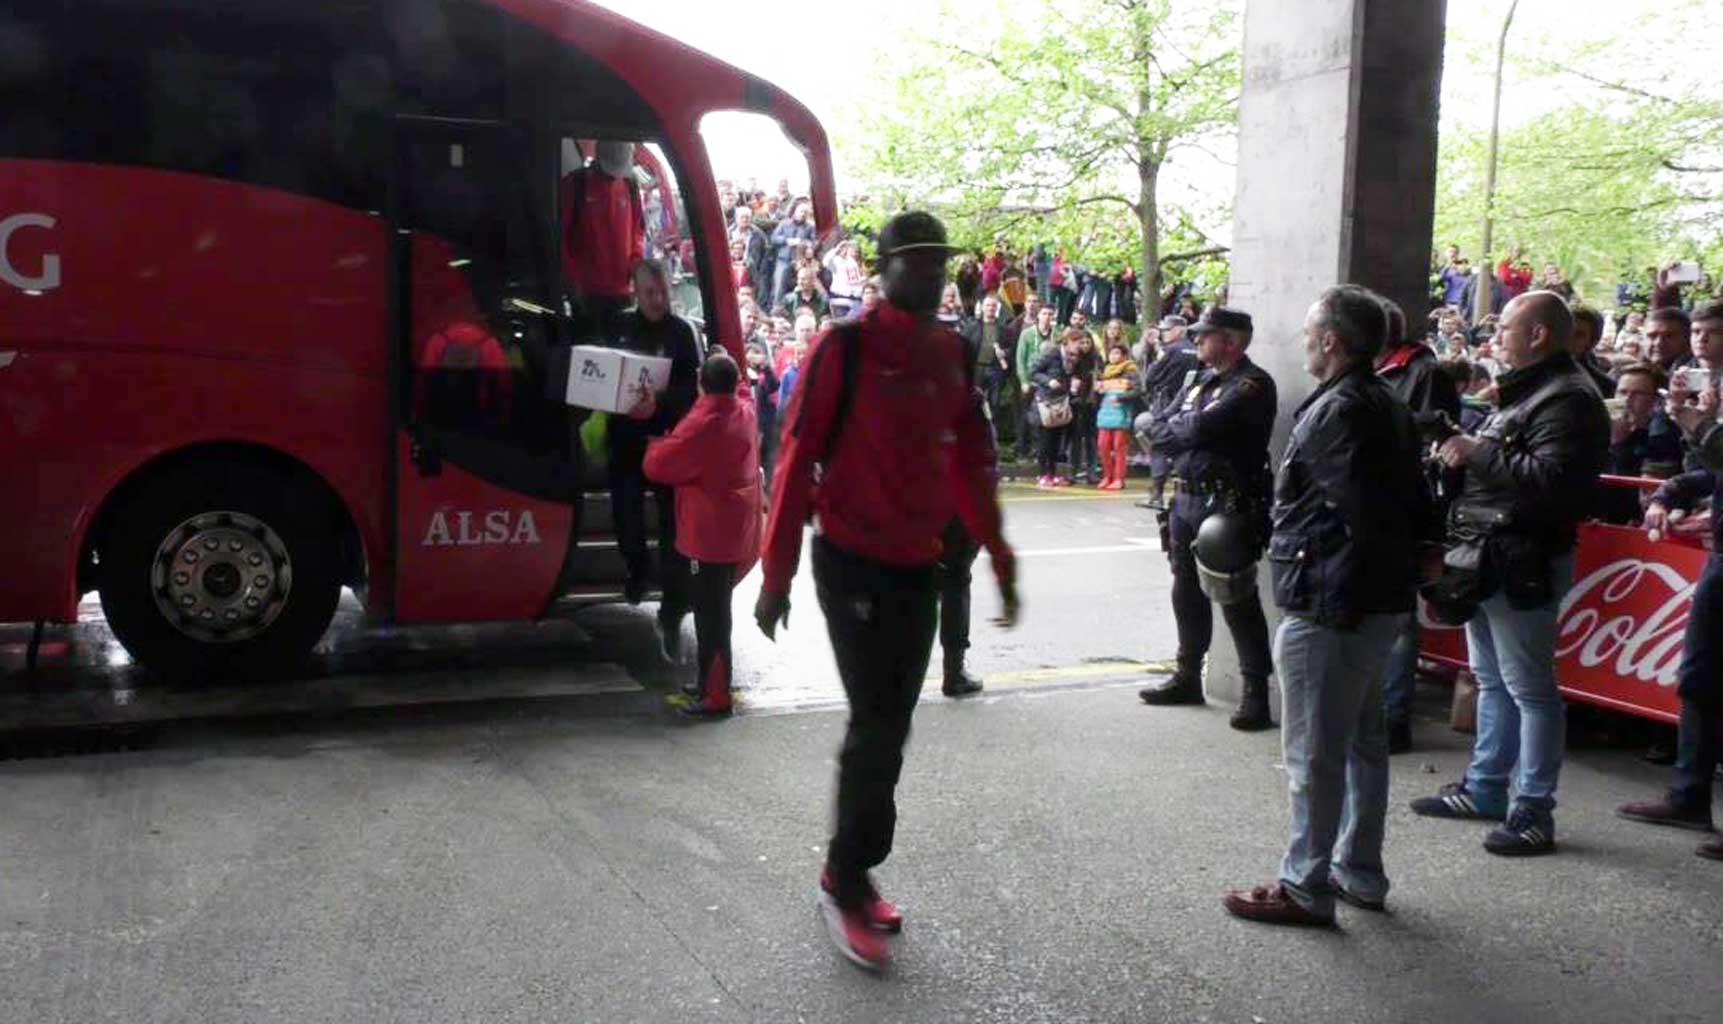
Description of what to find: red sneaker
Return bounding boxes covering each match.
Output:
[820,865,903,932]
[817,890,891,970]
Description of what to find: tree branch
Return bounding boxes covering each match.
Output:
[1158,246,1230,266]
[1545,61,1684,105]
[1664,159,1723,174]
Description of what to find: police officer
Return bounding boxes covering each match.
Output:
[1134,320,1201,509]
[1138,307,1278,731]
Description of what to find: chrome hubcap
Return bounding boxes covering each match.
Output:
[151,511,292,643]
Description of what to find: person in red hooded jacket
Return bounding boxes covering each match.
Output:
[644,351,764,718]
[755,211,1018,971]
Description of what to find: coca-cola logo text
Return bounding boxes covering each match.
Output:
[1556,559,1691,689]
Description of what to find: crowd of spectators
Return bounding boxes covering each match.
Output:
[715,178,1721,522]
[716,178,1226,488]
[1425,244,1723,529]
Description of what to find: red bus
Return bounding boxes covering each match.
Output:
[0,0,836,677]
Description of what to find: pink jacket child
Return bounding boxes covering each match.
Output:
[644,365,764,715]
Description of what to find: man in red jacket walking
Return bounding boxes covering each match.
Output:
[756,211,1019,970]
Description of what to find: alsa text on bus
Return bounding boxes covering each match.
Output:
[422,509,543,547]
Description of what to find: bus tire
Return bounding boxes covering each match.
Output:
[98,461,343,682]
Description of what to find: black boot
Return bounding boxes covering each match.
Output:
[1140,657,1204,706]
[1229,676,1275,732]
[943,668,984,698]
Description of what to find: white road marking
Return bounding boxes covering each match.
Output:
[996,538,1160,558]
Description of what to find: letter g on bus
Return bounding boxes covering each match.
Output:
[0,213,61,292]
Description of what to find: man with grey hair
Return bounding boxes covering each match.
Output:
[1223,285,1430,926]
[731,205,771,297]
[1411,290,1609,856]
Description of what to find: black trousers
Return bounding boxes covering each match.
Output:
[1670,555,1723,809]
[1016,390,1040,461]
[1053,285,1077,324]
[814,537,939,908]
[1070,403,1097,474]
[938,520,980,676]
[759,420,779,496]
[978,365,1009,433]
[608,430,689,619]
[689,560,736,704]
[1167,500,1273,681]
[1039,422,1069,477]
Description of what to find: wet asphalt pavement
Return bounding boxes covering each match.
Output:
[1,487,1716,1022]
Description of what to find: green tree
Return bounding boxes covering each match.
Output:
[837,0,1240,312]
[1434,0,1723,303]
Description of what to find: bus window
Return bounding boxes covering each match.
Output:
[557,138,707,339]
[699,111,819,326]
[557,137,646,336]
[0,5,62,159]
[641,143,705,329]
[393,0,505,121]
[63,0,389,211]
[400,132,560,457]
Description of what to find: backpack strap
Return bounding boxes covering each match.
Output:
[823,321,864,461]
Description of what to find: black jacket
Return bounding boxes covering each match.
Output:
[1448,352,1609,554]
[1577,352,1617,399]
[1029,348,1080,404]
[959,317,1019,376]
[734,224,771,292]
[608,311,701,443]
[1145,355,1277,503]
[1141,345,1201,417]
[1270,364,1432,626]
[1651,418,1723,551]
[1376,343,1460,438]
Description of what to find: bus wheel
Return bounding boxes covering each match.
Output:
[98,462,343,681]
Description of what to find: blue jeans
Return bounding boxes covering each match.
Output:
[1464,555,1575,815]
[1276,612,1405,919]
[1381,615,1420,727]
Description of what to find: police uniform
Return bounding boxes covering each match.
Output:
[1139,309,1278,727]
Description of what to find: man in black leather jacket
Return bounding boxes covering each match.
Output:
[1410,291,1609,857]
[1223,284,1429,927]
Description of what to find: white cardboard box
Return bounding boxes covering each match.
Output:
[564,345,672,414]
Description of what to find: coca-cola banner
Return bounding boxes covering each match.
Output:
[1419,523,1710,724]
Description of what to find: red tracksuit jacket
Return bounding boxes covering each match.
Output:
[643,389,764,578]
[762,302,1012,597]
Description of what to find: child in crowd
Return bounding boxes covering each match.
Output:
[643,351,763,718]
[1095,342,1141,490]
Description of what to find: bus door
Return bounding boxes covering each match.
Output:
[390,118,579,623]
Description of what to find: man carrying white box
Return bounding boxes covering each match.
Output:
[593,259,702,649]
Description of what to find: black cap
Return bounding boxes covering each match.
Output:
[1189,307,1254,337]
[876,211,961,260]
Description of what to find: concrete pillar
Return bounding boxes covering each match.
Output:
[1205,0,1447,705]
